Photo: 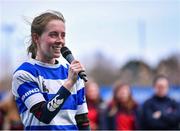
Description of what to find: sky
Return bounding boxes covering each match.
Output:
[0,0,180,78]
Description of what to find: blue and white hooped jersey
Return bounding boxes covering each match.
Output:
[12,58,88,130]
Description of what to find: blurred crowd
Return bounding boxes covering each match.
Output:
[86,74,180,130]
[0,74,180,130]
[0,92,23,130]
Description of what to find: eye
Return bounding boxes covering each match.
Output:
[49,32,58,38]
[61,32,66,38]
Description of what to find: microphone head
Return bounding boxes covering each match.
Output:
[61,46,72,58]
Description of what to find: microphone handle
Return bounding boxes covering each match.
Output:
[79,71,88,82]
[66,54,88,82]
[66,55,74,63]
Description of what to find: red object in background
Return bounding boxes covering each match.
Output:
[10,121,24,130]
[0,109,4,130]
[115,112,135,131]
[87,105,98,130]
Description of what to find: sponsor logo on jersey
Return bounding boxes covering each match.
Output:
[47,95,64,112]
[22,88,40,101]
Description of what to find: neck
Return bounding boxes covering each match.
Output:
[87,98,100,105]
[35,55,55,64]
[155,95,167,98]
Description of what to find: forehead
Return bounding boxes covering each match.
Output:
[87,83,99,90]
[44,19,65,32]
[156,78,169,85]
[117,85,130,92]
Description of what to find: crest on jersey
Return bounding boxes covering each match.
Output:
[42,80,49,93]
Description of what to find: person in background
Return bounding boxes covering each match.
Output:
[0,91,5,130]
[85,80,106,130]
[0,92,23,130]
[106,81,139,130]
[142,74,180,130]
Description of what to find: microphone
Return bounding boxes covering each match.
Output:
[61,46,88,82]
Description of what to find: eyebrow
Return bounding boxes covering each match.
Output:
[48,31,65,34]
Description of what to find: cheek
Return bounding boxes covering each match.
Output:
[41,38,55,49]
[117,90,129,100]
[41,35,55,43]
[116,92,123,99]
[162,87,168,93]
[46,37,56,45]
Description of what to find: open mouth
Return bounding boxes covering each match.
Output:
[52,45,62,51]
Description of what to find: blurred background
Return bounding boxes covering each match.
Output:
[0,0,180,130]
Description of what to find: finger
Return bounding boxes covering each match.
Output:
[71,63,85,69]
[71,67,83,73]
[71,66,85,72]
[72,68,83,74]
[71,63,81,67]
[70,65,85,71]
[71,60,80,64]
[71,64,82,69]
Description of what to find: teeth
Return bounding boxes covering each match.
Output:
[53,45,62,49]
[53,46,60,48]
[53,46,61,49]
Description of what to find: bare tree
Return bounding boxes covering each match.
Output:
[156,54,180,85]
[118,60,154,86]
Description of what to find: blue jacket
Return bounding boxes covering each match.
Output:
[142,95,180,130]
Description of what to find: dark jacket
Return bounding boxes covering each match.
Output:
[142,95,180,130]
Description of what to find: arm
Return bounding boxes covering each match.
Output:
[75,113,90,130]
[30,85,71,124]
[75,80,90,130]
[143,101,166,128]
[161,100,180,125]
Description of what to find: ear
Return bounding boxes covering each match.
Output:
[32,33,40,45]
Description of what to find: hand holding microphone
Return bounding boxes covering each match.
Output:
[61,47,88,88]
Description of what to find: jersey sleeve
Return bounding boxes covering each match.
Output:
[76,79,88,115]
[12,70,45,110]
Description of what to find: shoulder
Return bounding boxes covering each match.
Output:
[14,60,39,77]
[12,60,39,97]
[166,96,178,105]
[13,60,40,85]
[143,96,155,106]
